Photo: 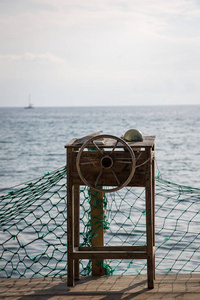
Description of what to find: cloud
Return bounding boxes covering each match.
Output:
[0,52,66,64]
[0,0,200,106]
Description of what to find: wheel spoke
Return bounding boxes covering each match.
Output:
[115,157,132,160]
[116,160,133,164]
[115,157,132,164]
[111,140,119,153]
[95,170,103,186]
[92,141,104,154]
[111,169,120,185]
[80,160,98,165]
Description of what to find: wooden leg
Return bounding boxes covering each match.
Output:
[146,148,154,289]
[146,228,154,288]
[67,149,75,286]
[146,197,154,289]
[67,253,74,286]
[74,185,80,280]
[67,185,75,286]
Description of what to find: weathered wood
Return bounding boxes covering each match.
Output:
[71,150,148,187]
[79,245,147,251]
[67,148,74,286]
[73,250,147,259]
[90,188,105,276]
[72,171,146,187]
[65,135,156,149]
[1,274,200,300]
[66,134,156,289]
[145,147,154,289]
[74,185,80,280]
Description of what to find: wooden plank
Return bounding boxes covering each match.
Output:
[90,188,105,276]
[78,245,147,251]
[73,250,147,259]
[72,149,148,187]
[65,136,156,149]
[72,171,146,187]
[72,148,148,164]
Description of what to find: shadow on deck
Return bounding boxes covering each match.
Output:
[0,274,200,299]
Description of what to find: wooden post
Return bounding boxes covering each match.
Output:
[90,188,105,276]
[145,148,154,289]
[74,185,80,280]
[67,148,75,286]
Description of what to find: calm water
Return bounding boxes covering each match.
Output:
[0,105,200,190]
[1,105,200,277]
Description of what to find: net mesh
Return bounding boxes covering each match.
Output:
[0,166,200,278]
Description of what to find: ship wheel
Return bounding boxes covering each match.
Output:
[76,134,136,193]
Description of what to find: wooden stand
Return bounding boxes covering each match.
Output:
[65,136,156,289]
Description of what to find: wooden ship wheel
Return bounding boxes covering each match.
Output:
[76,134,136,193]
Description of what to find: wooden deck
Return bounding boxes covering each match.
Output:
[1,274,200,299]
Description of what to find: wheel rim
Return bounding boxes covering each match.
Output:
[76,134,136,193]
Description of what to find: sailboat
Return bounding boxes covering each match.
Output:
[24,95,34,109]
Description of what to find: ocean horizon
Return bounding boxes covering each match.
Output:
[0,105,200,190]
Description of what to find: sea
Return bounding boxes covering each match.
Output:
[1,105,200,277]
[0,105,200,190]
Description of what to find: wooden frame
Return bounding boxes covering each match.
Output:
[65,136,156,289]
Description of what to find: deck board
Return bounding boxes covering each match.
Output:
[0,274,200,299]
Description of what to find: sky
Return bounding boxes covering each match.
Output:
[0,0,200,107]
